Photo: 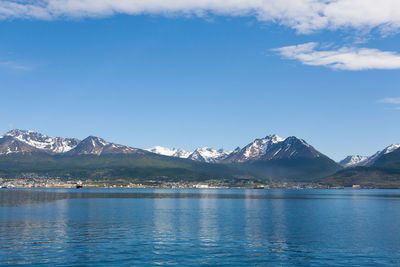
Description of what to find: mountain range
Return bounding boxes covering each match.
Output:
[323,144,400,188]
[145,146,232,163]
[0,129,399,186]
[339,144,400,167]
[147,134,328,164]
[0,130,144,156]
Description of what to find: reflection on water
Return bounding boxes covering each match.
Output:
[0,189,400,265]
[2,189,400,207]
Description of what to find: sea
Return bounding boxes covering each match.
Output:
[0,188,399,266]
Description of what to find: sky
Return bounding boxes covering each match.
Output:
[1,0,400,161]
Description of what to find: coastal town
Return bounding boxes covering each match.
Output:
[0,174,360,189]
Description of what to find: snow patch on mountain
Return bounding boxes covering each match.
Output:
[339,155,368,167]
[224,134,285,163]
[188,147,232,163]
[146,146,232,162]
[261,136,323,160]
[146,146,191,158]
[241,134,284,160]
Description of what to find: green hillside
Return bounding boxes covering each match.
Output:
[0,153,245,182]
[235,157,342,182]
[0,152,341,183]
[320,167,400,188]
[321,147,400,188]
[373,149,400,168]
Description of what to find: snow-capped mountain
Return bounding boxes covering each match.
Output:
[223,134,283,163]
[363,144,400,166]
[339,144,400,168]
[4,129,79,153]
[188,147,232,163]
[67,136,143,155]
[146,146,233,163]
[7,129,396,169]
[261,136,323,160]
[339,155,369,167]
[0,130,145,156]
[223,135,326,163]
[146,146,191,158]
[148,135,329,164]
[0,136,41,155]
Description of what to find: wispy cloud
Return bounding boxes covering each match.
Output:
[379,97,400,110]
[379,97,400,104]
[0,60,31,71]
[1,0,400,34]
[273,42,400,70]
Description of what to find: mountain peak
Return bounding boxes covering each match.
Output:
[6,129,33,135]
[223,134,285,163]
[223,134,325,163]
[259,136,321,160]
[68,136,142,155]
[385,144,400,154]
[284,136,311,147]
[5,129,44,139]
[265,134,284,142]
[84,136,108,145]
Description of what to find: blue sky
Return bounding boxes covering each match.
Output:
[1,1,400,161]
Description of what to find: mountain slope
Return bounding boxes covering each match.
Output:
[372,146,400,168]
[363,144,400,166]
[320,167,400,188]
[237,157,341,182]
[0,136,41,155]
[0,152,245,182]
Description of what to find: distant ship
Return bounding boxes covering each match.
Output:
[76,181,83,189]
[253,186,264,189]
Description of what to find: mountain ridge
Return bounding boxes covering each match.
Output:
[0,129,343,182]
[3,129,80,154]
[339,144,400,167]
[322,145,400,188]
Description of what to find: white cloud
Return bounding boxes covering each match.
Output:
[1,0,400,34]
[379,98,400,104]
[273,42,400,70]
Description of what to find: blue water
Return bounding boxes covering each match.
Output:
[1,189,400,266]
